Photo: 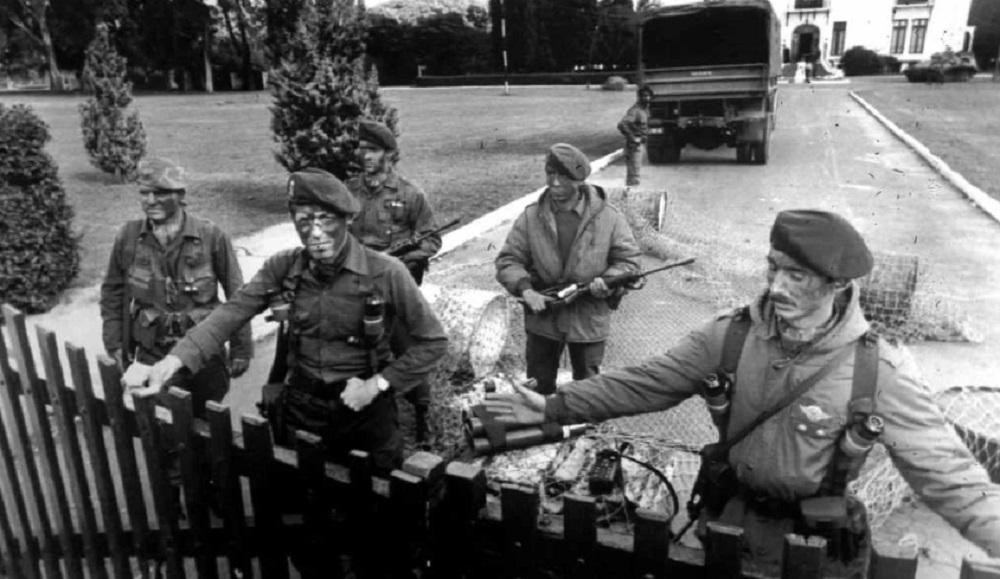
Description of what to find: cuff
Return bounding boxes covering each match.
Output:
[515,278,533,297]
[170,339,204,375]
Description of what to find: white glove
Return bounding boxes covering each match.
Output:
[122,361,153,390]
[341,375,387,411]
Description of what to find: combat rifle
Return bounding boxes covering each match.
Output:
[385,218,461,258]
[525,257,696,307]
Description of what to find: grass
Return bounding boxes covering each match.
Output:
[0,86,633,290]
[852,76,1000,203]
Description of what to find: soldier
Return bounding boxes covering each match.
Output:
[618,85,652,187]
[486,209,1000,574]
[347,119,443,442]
[495,143,641,395]
[100,157,252,414]
[137,167,447,470]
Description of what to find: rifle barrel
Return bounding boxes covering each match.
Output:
[640,257,695,276]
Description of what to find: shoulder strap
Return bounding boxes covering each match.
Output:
[121,220,144,273]
[267,248,308,384]
[849,331,879,415]
[720,306,752,376]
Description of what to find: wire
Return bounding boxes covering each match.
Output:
[614,445,680,523]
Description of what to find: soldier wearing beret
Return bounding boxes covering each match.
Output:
[347,119,444,441]
[100,157,253,414]
[495,143,641,395]
[487,209,1000,574]
[136,168,448,575]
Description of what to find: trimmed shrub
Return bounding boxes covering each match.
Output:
[1,104,81,313]
[79,23,147,180]
[840,46,882,77]
[602,75,627,91]
[269,0,397,179]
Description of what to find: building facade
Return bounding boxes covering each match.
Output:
[774,0,976,68]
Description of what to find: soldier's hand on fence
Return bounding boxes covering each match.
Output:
[482,379,546,426]
[128,354,184,397]
[228,356,250,378]
[341,375,383,411]
[588,277,612,299]
[521,289,549,313]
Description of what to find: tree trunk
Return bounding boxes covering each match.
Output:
[233,0,254,90]
[203,18,214,92]
[219,1,242,89]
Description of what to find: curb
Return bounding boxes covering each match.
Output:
[849,90,1000,224]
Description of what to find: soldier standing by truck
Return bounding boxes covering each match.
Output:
[347,119,444,442]
[618,85,652,186]
[99,157,252,414]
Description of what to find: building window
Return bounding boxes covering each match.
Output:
[794,0,824,8]
[896,0,928,5]
[909,19,928,53]
[832,22,847,56]
[890,20,908,55]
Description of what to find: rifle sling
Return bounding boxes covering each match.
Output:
[706,343,855,461]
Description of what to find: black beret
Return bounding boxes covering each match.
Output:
[287,168,359,215]
[770,210,873,279]
[358,119,397,151]
[546,143,591,181]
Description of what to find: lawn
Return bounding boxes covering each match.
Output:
[852,76,1000,203]
[0,86,633,289]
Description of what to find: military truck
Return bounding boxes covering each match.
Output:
[637,0,781,164]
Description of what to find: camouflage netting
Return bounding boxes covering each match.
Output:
[418,187,993,537]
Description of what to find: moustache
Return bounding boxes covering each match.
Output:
[770,295,795,307]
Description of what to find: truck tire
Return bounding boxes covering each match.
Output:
[736,144,752,163]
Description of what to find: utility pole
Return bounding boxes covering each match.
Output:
[499,0,510,95]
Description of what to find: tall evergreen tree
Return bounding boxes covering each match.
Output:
[269,0,397,179]
[78,22,147,179]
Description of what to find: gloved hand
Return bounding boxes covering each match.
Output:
[588,277,612,299]
[228,356,250,378]
[341,375,386,411]
[521,289,550,313]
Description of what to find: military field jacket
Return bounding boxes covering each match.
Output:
[495,184,641,343]
[347,171,441,263]
[618,103,650,144]
[171,236,448,393]
[99,213,252,362]
[544,285,1000,556]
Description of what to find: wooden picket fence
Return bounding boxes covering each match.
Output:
[2,302,1000,579]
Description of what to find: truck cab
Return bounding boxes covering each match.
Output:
[638,0,781,164]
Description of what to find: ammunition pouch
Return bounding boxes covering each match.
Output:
[798,495,869,565]
[693,443,739,517]
[258,382,289,445]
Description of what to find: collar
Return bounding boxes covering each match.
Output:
[139,211,198,240]
[340,235,370,275]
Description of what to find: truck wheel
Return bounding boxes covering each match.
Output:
[752,139,769,164]
[647,143,667,164]
[736,144,751,163]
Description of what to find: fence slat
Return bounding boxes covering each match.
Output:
[631,508,671,578]
[436,462,485,577]
[870,545,918,579]
[296,431,334,575]
[0,305,61,579]
[206,401,251,578]
[563,494,597,577]
[961,558,1000,579]
[38,328,106,579]
[86,353,135,579]
[390,468,428,576]
[133,392,184,579]
[781,534,825,578]
[241,414,288,579]
[0,404,29,579]
[500,483,539,578]
[704,522,743,578]
[347,449,375,573]
[166,388,217,579]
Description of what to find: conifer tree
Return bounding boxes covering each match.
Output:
[269,0,398,179]
[0,104,81,313]
[79,23,147,180]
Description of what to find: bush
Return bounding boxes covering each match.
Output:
[840,46,882,76]
[270,1,398,179]
[0,104,81,313]
[79,23,147,180]
[602,75,627,91]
